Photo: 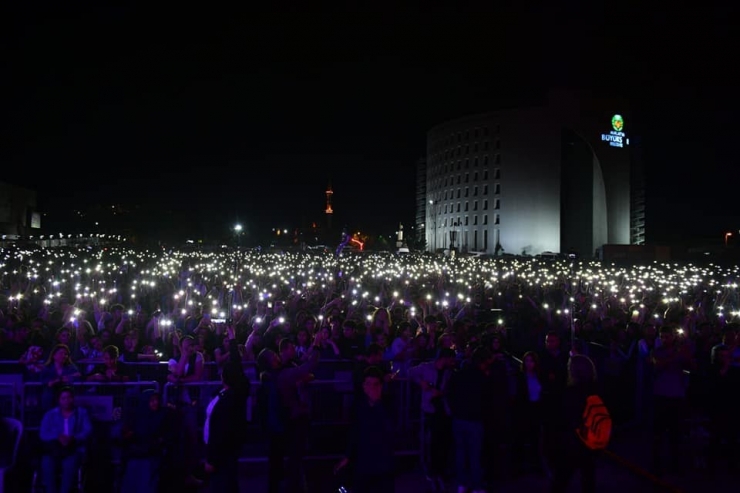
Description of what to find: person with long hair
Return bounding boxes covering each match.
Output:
[550,354,599,493]
[39,345,81,411]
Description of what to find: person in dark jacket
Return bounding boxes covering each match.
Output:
[203,361,250,493]
[335,366,396,493]
[446,346,493,493]
[120,390,172,493]
[550,354,599,493]
[706,344,740,470]
[258,343,320,493]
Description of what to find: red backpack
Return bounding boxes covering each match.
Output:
[576,394,612,450]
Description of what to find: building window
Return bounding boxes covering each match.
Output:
[484,155,489,166]
[474,215,478,225]
[483,169,488,180]
[465,159,469,169]
[473,201,478,211]
[474,128,479,138]
[495,154,501,164]
[474,157,478,167]
[474,186,478,196]
[494,214,500,224]
[494,168,501,179]
[465,202,469,212]
[457,175,461,184]
[474,230,478,250]
[464,188,469,198]
[484,126,489,136]
[457,203,461,212]
[465,216,469,226]
[465,173,469,183]
[457,189,461,198]
[484,141,489,150]
[483,214,488,225]
[495,140,501,150]
[484,199,488,210]
[474,172,478,181]
[483,185,488,195]
[494,183,500,194]
[494,199,500,210]
[474,143,478,152]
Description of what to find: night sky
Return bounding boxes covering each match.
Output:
[2,8,734,244]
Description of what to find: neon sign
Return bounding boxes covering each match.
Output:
[601,114,629,148]
[350,238,364,251]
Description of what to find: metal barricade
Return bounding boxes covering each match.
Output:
[0,382,17,418]
[161,377,422,461]
[22,381,160,430]
[0,361,24,374]
[123,362,173,382]
[162,381,225,418]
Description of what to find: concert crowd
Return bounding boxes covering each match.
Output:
[0,246,738,493]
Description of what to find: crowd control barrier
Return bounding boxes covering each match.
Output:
[161,375,422,461]
[20,381,160,430]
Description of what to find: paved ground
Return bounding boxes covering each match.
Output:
[194,424,735,493]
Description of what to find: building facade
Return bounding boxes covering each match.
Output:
[415,158,426,245]
[0,181,39,236]
[420,91,644,256]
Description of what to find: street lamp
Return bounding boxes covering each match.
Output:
[725,232,732,247]
[450,219,461,253]
[229,223,244,317]
[428,199,439,253]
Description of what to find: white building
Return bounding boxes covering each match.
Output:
[419,91,643,257]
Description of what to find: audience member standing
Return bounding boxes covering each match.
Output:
[651,325,695,475]
[258,342,320,493]
[409,348,456,491]
[447,346,493,493]
[203,361,250,493]
[335,366,396,493]
[549,355,601,493]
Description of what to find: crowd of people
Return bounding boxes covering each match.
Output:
[0,246,739,492]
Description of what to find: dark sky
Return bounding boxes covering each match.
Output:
[2,7,735,243]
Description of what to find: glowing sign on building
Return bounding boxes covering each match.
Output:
[601,114,629,148]
[611,114,624,132]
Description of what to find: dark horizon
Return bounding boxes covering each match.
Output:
[2,9,734,245]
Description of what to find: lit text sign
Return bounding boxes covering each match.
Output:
[601,114,629,148]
